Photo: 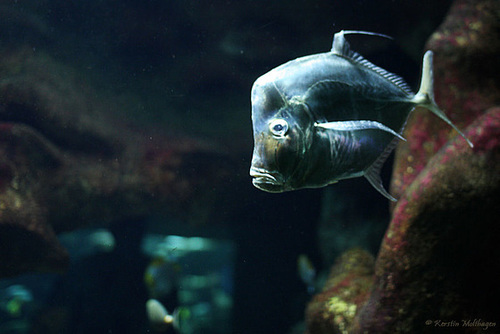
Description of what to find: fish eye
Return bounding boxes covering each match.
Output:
[269,119,289,137]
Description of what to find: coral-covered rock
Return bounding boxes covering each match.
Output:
[307,108,500,334]
[390,0,500,200]
[354,107,500,333]
[0,49,231,278]
[305,249,374,334]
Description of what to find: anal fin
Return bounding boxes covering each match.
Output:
[363,138,399,202]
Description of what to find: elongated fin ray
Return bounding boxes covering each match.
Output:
[364,137,400,202]
[341,30,393,40]
[413,51,474,148]
[331,30,413,95]
[315,120,406,141]
[331,30,392,55]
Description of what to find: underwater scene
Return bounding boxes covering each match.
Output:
[0,0,499,333]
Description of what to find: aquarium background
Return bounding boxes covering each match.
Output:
[0,0,455,333]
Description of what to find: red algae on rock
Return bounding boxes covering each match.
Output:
[354,107,500,333]
[390,0,500,201]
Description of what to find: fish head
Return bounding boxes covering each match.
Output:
[249,79,314,192]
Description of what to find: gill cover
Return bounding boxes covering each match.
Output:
[250,80,312,191]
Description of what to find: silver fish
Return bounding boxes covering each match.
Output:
[249,30,473,201]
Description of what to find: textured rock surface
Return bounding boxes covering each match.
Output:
[307,0,500,332]
[305,249,374,334]
[355,107,500,333]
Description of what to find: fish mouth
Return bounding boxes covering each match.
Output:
[249,168,285,193]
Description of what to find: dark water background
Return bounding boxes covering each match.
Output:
[0,1,452,333]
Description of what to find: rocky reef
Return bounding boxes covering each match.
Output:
[0,48,233,277]
[306,0,500,333]
[306,249,375,334]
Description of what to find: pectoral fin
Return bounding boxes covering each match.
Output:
[315,120,406,141]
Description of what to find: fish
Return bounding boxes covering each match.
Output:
[145,299,189,332]
[297,254,316,294]
[144,256,181,299]
[0,285,33,317]
[59,228,116,259]
[249,30,473,201]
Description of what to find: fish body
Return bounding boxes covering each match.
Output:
[297,254,316,294]
[146,299,189,332]
[144,256,181,299]
[0,285,33,317]
[249,30,472,200]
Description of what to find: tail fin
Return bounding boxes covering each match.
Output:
[413,51,474,148]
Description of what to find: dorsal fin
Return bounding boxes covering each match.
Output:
[330,30,413,95]
[331,30,392,56]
